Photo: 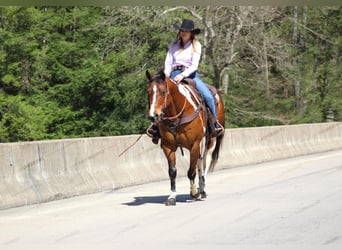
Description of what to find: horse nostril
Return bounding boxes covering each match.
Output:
[148,114,159,122]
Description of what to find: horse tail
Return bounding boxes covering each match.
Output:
[208,130,224,172]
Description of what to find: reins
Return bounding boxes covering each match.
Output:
[161,79,203,128]
[118,133,144,157]
[162,97,187,122]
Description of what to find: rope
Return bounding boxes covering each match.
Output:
[118,133,144,157]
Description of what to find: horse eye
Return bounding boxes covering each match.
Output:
[160,90,165,96]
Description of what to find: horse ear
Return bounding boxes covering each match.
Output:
[160,71,166,81]
[146,70,152,81]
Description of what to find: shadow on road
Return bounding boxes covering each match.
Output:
[123,194,194,206]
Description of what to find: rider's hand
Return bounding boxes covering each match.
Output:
[174,73,184,83]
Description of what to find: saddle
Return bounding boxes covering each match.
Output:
[181,78,219,137]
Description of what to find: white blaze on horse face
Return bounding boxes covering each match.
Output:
[149,84,157,117]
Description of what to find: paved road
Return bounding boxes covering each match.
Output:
[1,150,342,249]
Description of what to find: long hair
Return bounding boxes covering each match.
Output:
[173,32,199,53]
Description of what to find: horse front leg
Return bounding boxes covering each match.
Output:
[166,164,177,206]
[162,145,177,206]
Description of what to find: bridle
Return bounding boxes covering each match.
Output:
[149,76,203,127]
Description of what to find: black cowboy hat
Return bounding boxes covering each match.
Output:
[173,19,201,35]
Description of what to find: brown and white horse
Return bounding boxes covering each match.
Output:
[146,70,225,205]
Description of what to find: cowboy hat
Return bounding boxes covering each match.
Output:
[173,19,201,35]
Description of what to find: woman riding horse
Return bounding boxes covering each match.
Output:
[146,69,225,205]
[147,19,224,144]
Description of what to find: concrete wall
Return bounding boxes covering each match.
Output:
[1,122,341,210]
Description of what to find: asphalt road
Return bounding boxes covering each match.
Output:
[1,150,342,249]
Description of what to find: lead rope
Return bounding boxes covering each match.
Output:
[118,133,144,157]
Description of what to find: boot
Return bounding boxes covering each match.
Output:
[214,121,224,136]
[146,123,160,144]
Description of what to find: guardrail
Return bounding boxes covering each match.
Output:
[1,122,341,210]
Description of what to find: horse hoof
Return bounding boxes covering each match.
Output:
[165,198,176,206]
[200,191,207,199]
[190,192,201,199]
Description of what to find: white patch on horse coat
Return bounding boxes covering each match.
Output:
[177,84,198,111]
[168,191,177,200]
[149,84,157,117]
[177,83,206,134]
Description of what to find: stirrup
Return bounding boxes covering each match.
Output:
[146,124,157,138]
[146,126,154,138]
[215,121,224,136]
[146,124,160,144]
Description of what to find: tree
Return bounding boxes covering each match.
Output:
[0,6,341,142]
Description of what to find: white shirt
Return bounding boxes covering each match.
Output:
[164,40,202,78]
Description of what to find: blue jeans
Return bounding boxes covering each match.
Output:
[171,70,217,120]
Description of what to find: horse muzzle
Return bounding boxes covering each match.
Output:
[148,112,164,122]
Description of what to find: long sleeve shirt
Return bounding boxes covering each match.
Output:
[164,40,202,78]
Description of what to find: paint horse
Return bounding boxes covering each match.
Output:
[146,70,225,206]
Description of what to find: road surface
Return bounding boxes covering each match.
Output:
[1,150,342,249]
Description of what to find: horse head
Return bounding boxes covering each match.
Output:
[146,70,169,122]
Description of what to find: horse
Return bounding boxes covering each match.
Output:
[146,70,225,206]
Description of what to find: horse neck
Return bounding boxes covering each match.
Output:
[167,77,199,115]
[166,78,188,115]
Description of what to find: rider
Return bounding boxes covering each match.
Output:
[147,19,224,144]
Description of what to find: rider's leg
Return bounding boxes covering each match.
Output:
[170,69,181,79]
[193,73,223,133]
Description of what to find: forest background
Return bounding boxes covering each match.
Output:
[0,6,341,142]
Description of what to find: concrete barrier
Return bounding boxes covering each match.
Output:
[216,122,342,170]
[0,122,341,209]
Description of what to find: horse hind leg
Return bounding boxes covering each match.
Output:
[189,139,207,200]
[190,162,207,200]
[198,161,207,199]
[198,144,208,199]
[196,135,214,199]
[190,179,200,199]
[189,160,200,199]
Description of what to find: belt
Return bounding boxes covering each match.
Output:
[172,65,187,71]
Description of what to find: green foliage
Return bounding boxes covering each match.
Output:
[0,6,341,142]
